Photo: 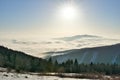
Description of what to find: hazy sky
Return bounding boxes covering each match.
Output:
[0,0,120,39]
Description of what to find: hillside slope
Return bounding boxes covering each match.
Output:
[0,46,48,72]
[50,44,120,64]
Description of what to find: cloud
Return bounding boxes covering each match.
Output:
[40,41,52,44]
[0,34,120,58]
[54,34,102,41]
[12,40,38,45]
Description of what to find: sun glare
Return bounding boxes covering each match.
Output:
[60,5,77,20]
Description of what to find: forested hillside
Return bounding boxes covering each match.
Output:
[0,45,120,75]
[0,46,50,72]
[50,44,120,64]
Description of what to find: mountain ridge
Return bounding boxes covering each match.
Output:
[49,43,120,64]
[0,45,49,72]
[54,34,103,41]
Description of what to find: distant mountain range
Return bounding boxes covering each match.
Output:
[0,43,120,75]
[54,34,102,41]
[48,43,120,64]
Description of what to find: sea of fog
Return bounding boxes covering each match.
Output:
[0,35,120,58]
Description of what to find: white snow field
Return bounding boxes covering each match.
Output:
[0,72,97,80]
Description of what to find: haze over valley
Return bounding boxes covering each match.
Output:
[0,34,120,57]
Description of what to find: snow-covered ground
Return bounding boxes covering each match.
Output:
[0,72,96,80]
[0,67,119,80]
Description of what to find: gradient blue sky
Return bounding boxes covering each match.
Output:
[0,0,120,39]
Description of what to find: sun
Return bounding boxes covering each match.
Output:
[60,5,77,20]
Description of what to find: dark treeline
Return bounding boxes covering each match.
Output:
[0,46,120,75]
[48,58,120,75]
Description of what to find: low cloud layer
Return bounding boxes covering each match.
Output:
[0,35,120,58]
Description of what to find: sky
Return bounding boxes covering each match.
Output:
[0,0,120,39]
[0,0,120,57]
